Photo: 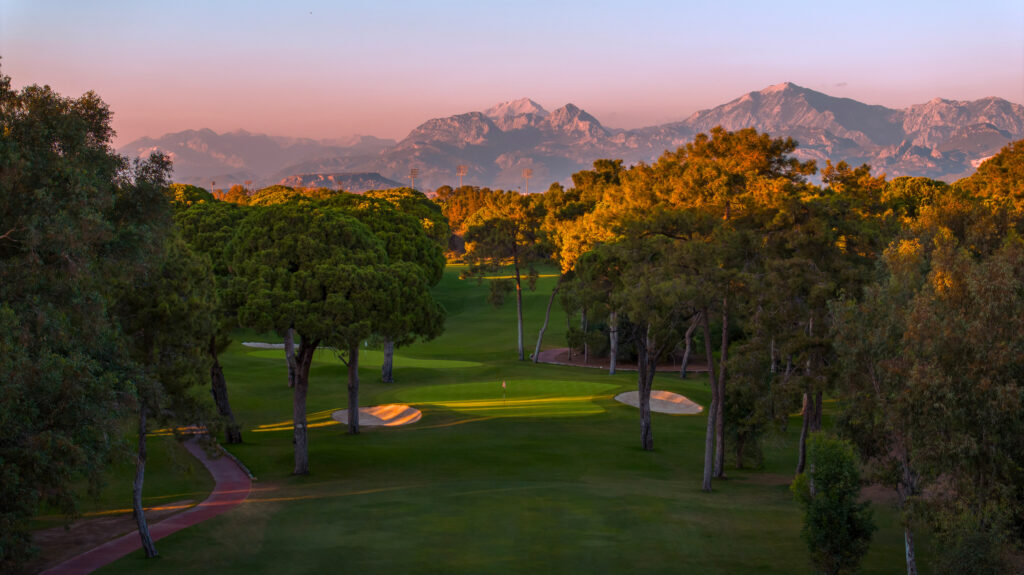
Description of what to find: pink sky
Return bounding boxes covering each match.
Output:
[3,0,1022,146]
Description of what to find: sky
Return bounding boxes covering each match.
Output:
[2,0,1023,147]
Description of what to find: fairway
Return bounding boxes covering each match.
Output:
[93,268,923,574]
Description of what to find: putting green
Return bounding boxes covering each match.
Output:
[395,380,618,418]
[243,348,482,369]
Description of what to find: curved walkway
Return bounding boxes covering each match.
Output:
[42,437,252,575]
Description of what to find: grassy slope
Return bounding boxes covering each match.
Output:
[33,438,215,531]
[99,266,920,574]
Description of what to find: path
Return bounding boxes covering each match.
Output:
[41,437,252,575]
[535,347,709,373]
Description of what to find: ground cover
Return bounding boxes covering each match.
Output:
[92,267,924,574]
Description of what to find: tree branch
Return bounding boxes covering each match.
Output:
[0,226,20,243]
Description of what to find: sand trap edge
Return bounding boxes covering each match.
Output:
[331,404,423,427]
[614,390,703,415]
[242,342,285,349]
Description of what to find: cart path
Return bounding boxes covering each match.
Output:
[41,437,251,575]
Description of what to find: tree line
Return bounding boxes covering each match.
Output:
[439,131,1024,574]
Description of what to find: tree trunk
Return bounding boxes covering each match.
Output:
[533,278,561,363]
[582,307,589,365]
[680,311,701,378]
[381,339,394,383]
[209,337,241,444]
[713,299,729,479]
[133,406,158,558]
[284,327,297,388]
[514,262,524,361]
[292,338,317,475]
[637,324,654,451]
[348,344,361,434]
[608,310,618,375]
[796,391,810,474]
[810,389,823,432]
[897,444,919,575]
[701,309,718,492]
[903,524,918,575]
[736,434,745,469]
[566,312,573,360]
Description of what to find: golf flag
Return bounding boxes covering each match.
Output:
[502,380,506,389]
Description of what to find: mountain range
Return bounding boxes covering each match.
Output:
[118,82,1024,192]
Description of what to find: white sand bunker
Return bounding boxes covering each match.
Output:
[331,404,422,427]
[242,342,285,349]
[615,390,703,415]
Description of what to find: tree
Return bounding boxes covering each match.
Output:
[897,235,1024,572]
[174,200,249,443]
[364,187,450,247]
[604,127,816,485]
[605,236,691,450]
[833,194,1024,574]
[955,138,1024,208]
[462,190,547,360]
[329,260,442,433]
[114,235,217,557]
[169,182,215,207]
[0,70,181,569]
[533,166,616,364]
[228,202,386,473]
[332,192,447,383]
[791,434,875,575]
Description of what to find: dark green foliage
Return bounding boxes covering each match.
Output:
[364,187,450,247]
[116,235,217,426]
[932,512,1012,575]
[461,190,548,360]
[0,68,183,569]
[326,193,446,285]
[228,202,386,338]
[791,434,876,575]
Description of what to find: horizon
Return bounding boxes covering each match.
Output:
[3,1,1023,147]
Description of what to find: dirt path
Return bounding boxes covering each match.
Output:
[41,437,252,575]
[535,348,709,374]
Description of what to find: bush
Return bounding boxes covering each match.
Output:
[791,433,876,575]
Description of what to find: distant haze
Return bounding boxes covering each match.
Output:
[2,0,1022,146]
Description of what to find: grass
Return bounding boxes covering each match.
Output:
[92,266,924,573]
[32,433,215,531]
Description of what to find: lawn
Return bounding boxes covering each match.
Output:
[95,266,922,574]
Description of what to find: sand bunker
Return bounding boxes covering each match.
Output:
[242,342,285,349]
[614,390,703,415]
[331,404,422,427]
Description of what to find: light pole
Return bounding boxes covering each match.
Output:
[456,165,468,188]
[409,168,420,190]
[522,168,533,194]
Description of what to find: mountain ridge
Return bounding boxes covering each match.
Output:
[118,83,1024,190]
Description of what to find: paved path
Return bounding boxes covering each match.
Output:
[41,437,251,575]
